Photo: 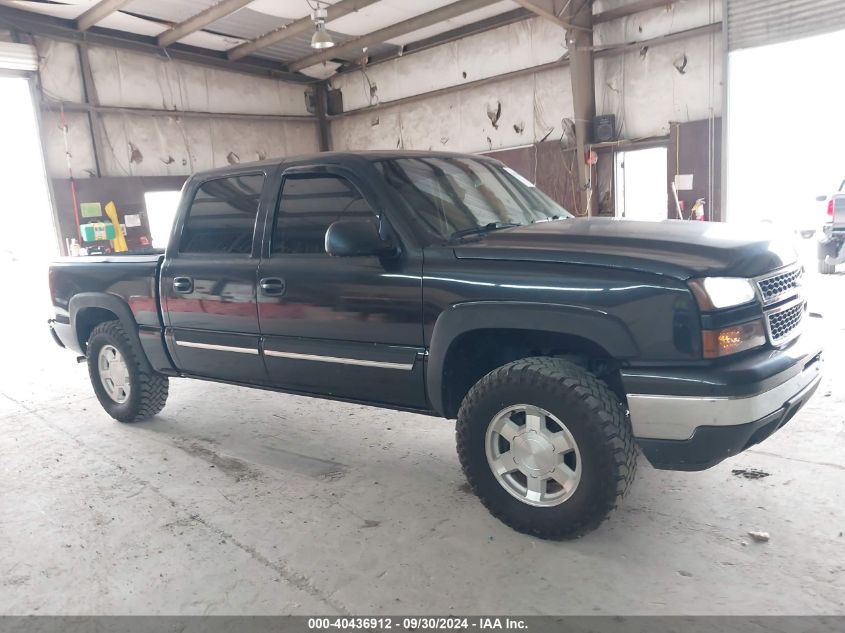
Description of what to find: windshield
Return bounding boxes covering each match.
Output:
[374,157,572,241]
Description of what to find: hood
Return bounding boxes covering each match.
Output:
[453,218,798,279]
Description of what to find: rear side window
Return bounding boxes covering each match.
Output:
[180,174,265,254]
[273,174,375,255]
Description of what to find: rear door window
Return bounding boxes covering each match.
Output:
[180,174,265,254]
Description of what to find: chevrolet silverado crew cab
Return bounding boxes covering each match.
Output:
[49,151,823,540]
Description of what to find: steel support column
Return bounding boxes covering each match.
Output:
[316,84,331,151]
[566,0,595,216]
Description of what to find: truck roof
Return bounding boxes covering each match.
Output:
[190,150,497,179]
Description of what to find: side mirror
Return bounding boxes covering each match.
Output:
[325,218,396,257]
[816,195,828,202]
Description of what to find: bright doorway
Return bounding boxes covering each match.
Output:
[144,190,182,249]
[727,29,845,232]
[0,77,54,262]
[615,147,668,221]
[0,76,57,341]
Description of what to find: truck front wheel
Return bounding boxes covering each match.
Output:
[455,357,636,539]
[86,320,169,422]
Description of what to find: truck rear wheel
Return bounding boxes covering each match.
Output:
[455,357,636,539]
[86,320,169,422]
[818,258,836,274]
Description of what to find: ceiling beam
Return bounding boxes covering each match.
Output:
[511,0,591,32]
[0,4,313,83]
[593,0,675,24]
[591,21,719,53]
[288,0,502,72]
[227,0,380,61]
[42,99,315,122]
[344,8,533,71]
[157,0,254,47]
[76,0,132,31]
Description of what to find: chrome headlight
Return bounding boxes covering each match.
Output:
[688,277,757,311]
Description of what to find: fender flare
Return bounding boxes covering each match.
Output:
[69,292,153,372]
[425,301,639,417]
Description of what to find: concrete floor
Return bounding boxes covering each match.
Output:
[1,250,843,616]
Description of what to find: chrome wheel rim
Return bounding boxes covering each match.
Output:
[98,345,131,404]
[485,404,582,507]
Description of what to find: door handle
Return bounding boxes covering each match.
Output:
[173,276,193,293]
[260,277,286,296]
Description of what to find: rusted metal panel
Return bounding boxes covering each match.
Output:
[484,141,580,213]
[668,117,722,221]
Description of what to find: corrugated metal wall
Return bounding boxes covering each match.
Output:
[727,0,845,50]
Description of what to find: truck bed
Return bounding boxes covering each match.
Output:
[49,254,166,356]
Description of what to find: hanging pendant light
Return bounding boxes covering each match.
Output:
[310,4,334,49]
[311,22,334,49]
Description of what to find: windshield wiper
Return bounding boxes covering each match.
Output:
[531,215,567,224]
[449,222,521,241]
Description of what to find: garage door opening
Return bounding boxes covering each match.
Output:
[726,28,845,235]
[615,146,668,221]
[0,76,54,263]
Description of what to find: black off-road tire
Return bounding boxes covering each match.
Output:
[818,258,836,274]
[86,320,169,423]
[456,357,636,540]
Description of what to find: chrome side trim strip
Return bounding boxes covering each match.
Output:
[627,355,823,441]
[175,340,259,355]
[264,349,414,370]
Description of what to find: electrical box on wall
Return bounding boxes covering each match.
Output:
[304,88,344,115]
[304,89,317,114]
[326,88,343,116]
[591,114,617,143]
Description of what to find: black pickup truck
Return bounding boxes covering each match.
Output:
[49,151,823,539]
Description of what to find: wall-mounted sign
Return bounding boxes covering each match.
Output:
[80,202,102,218]
[674,174,694,191]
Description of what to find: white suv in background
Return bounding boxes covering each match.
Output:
[816,180,845,274]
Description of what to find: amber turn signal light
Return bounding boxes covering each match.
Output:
[702,319,766,358]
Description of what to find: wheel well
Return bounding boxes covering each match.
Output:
[440,329,623,418]
[75,307,118,353]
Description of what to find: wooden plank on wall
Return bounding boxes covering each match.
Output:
[668,118,722,221]
[483,141,581,215]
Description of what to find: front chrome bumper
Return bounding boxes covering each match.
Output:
[627,352,823,441]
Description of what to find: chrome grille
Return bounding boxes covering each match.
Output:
[756,266,802,306]
[765,299,805,345]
